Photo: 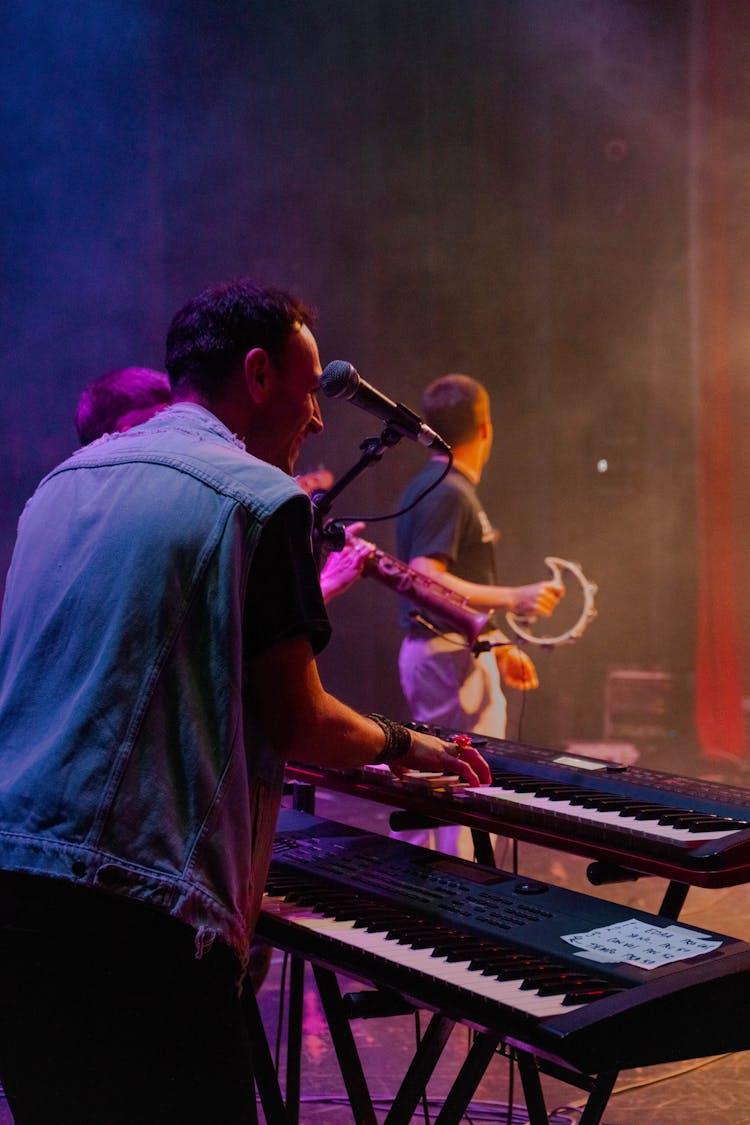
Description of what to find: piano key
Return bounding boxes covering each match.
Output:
[260,811,750,1073]
[287,728,750,887]
[561,988,620,1005]
[687,818,746,832]
[268,871,622,990]
[263,898,581,1020]
[536,976,607,996]
[466,787,740,842]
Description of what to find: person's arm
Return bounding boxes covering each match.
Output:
[247,633,490,786]
[409,554,563,618]
[319,522,373,603]
[245,496,489,783]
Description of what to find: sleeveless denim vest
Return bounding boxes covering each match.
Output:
[0,404,309,962]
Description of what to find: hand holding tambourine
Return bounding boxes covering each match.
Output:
[506,558,598,648]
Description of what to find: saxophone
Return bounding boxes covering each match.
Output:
[355,539,490,644]
[355,542,597,651]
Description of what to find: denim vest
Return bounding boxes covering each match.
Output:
[0,404,310,962]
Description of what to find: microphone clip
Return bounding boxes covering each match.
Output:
[318,519,347,553]
[311,425,407,521]
[360,426,406,455]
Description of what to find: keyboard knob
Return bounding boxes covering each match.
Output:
[515,880,548,896]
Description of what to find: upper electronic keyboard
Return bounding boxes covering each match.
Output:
[259,810,750,1073]
[286,730,750,887]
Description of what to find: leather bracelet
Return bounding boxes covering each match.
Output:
[368,713,412,764]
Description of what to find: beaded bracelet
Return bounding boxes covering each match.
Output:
[368,713,412,764]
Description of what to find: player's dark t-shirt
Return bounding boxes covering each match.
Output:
[397,460,498,635]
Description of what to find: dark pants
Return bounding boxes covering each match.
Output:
[0,874,256,1125]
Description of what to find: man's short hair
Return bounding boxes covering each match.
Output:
[421,374,488,447]
[75,367,172,445]
[165,278,316,400]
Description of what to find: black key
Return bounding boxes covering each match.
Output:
[657,812,705,827]
[688,818,746,832]
[441,943,496,962]
[587,798,637,811]
[543,789,592,802]
[518,967,570,990]
[537,976,602,996]
[563,986,623,1005]
[632,807,676,821]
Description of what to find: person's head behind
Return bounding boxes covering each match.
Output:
[165,278,316,402]
[421,374,490,449]
[75,367,172,445]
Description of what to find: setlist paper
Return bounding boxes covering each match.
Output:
[561,919,722,969]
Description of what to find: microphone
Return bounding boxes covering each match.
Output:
[320,361,451,453]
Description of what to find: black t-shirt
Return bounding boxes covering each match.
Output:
[244,495,331,657]
[396,461,498,634]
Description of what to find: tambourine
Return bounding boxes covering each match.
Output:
[506,556,598,648]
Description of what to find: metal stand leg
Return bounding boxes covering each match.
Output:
[516,1054,620,1125]
[433,1031,500,1125]
[578,1070,619,1125]
[312,966,379,1125]
[241,982,292,1125]
[659,880,689,919]
[384,1013,455,1125]
[314,970,457,1125]
[471,828,495,867]
[285,957,305,1125]
[515,1051,553,1125]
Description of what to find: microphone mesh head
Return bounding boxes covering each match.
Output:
[321,360,357,399]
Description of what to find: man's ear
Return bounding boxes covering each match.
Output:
[244,348,273,404]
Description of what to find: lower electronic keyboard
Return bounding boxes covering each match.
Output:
[286,729,750,887]
[259,810,750,1073]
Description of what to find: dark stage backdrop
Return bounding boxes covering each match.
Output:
[2,1,748,760]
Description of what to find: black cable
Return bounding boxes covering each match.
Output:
[408,613,518,661]
[327,453,453,526]
[515,684,527,743]
[408,613,472,650]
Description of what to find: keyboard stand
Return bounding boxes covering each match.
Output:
[586,859,691,920]
[313,964,455,1125]
[659,879,689,919]
[281,782,319,1123]
[470,827,495,866]
[271,780,658,1123]
[431,1034,619,1125]
[240,981,293,1125]
[306,964,622,1125]
[512,1051,619,1125]
[286,956,305,1124]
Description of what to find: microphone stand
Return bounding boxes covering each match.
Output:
[311,424,405,557]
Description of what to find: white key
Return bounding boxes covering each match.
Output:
[459,788,739,843]
[262,895,582,1020]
